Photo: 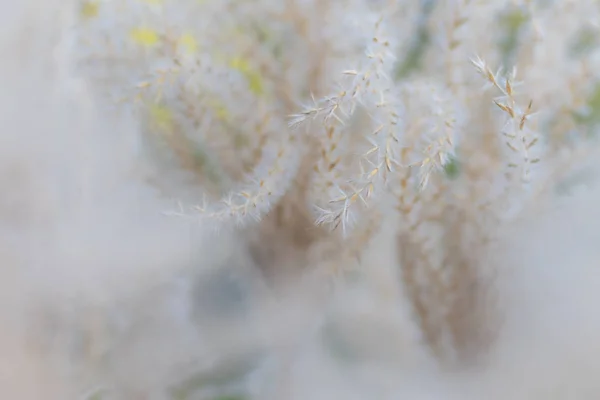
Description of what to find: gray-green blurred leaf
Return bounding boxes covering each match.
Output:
[569,27,600,58]
[169,352,262,400]
[444,156,460,179]
[394,0,438,81]
[572,83,600,135]
[497,6,529,68]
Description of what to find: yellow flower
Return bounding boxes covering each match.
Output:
[80,1,99,19]
[149,104,173,131]
[229,57,264,96]
[205,98,229,121]
[178,33,198,54]
[130,27,160,47]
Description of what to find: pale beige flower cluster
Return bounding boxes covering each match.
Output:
[32,0,600,397]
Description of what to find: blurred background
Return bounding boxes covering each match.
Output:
[3,0,600,399]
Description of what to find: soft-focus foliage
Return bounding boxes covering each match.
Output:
[4,0,600,399]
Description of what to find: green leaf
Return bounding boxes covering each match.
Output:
[497,6,529,68]
[572,83,600,135]
[443,156,460,179]
[394,0,438,81]
[569,27,600,58]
